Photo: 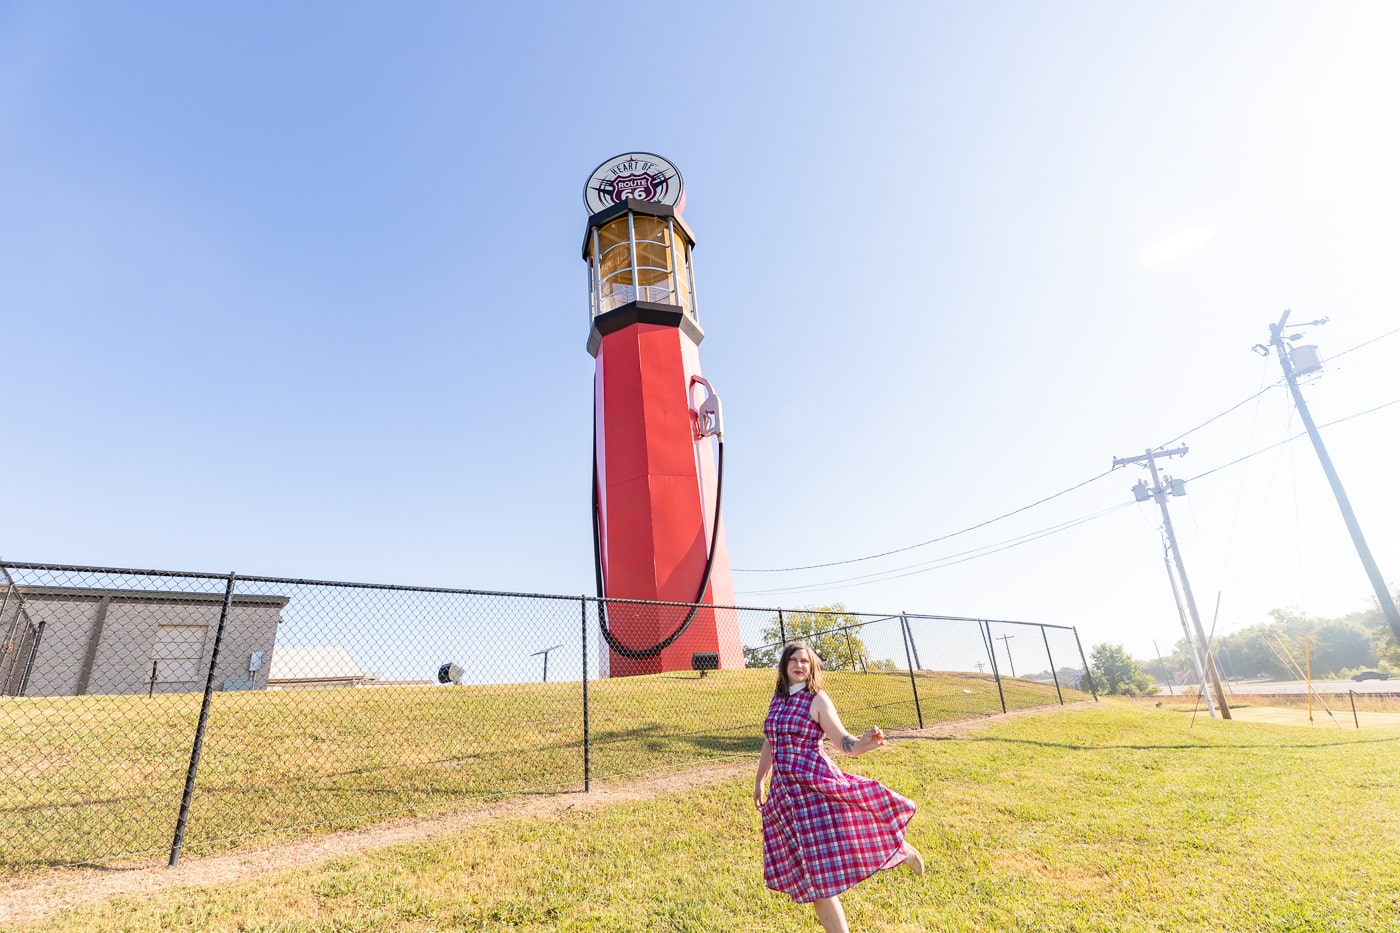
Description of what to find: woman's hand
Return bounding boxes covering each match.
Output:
[842,726,886,755]
[754,738,773,809]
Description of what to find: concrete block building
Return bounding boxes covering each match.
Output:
[0,585,288,697]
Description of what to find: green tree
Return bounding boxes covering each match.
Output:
[1360,599,1400,668]
[1147,603,1394,683]
[1088,643,1154,696]
[743,604,874,672]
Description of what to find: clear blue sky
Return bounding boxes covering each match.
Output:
[3,1,1398,666]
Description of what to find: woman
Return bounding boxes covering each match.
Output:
[754,642,923,933]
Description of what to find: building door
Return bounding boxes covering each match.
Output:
[150,625,208,691]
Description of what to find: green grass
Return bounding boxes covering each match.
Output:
[13,701,1400,932]
[0,668,1074,871]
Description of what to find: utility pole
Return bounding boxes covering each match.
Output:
[1258,310,1400,644]
[1115,447,1231,719]
[530,644,563,683]
[995,634,1016,678]
[1163,534,1215,717]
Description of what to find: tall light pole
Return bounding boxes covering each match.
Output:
[1258,310,1400,644]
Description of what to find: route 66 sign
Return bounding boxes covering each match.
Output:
[584,153,685,214]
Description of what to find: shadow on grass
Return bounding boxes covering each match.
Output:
[946,734,1400,752]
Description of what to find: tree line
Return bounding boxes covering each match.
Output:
[1092,599,1399,696]
[740,598,1400,697]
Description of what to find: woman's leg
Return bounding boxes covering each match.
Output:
[813,896,848,933]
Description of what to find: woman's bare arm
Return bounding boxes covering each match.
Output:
[753,738,773,807]
[810,690,886,755]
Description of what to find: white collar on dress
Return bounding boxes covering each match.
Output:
[788,681,808,695]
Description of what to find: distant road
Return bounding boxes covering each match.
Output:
[1156,678,1397,696]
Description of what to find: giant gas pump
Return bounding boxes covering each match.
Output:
[582,153,743,677]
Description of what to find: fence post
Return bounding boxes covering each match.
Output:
[169,572,236,868]
[905,616,923,670]
[1040,626,1064,705]
[898,613,923,729]
[983,621,1007,714]
[778,609,786,647]
[1071,626,1098,701]
[581,596,591,792]
[0,582,16,687]
[17,621,44,696]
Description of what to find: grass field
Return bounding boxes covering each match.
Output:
[8,700,1399,932]
[1,668,1074,872]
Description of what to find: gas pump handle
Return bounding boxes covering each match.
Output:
[691,376,723,439]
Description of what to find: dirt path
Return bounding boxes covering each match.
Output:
[0,703,1091,927]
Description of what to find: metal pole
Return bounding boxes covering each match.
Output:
[582,597,591,792]
[1041,626,1064,704]
[0,582,17,688]
[905,616,923,670]
[1164,539,1214,716]
[996,634,1017,678]
[1144,451,1230,719]
[843,629,856,671]
[1349,690,1359,729]
[777,609,786,648]
[1269,309,1400,645]
[169,572,236,868]
[898,613,923,729]
[1071,626,1098,701]
[983,621,1007,713]
[1152,639,1175,697]
[627,211,639,299]
[17,621,44,696]
[978,619,995,671]
[590,228,602,317]
[1306,636,1313,723]
[0,568,35,689]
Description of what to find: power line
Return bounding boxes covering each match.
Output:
[1156,323,1397,450]
[737,396,1399,598]
[734,325,1399,578]
[1182,397,1400,486]
[736,384,1300,575]
[736,502,1134,597]
[1327,325,1400,363]
[1155,373,1281,450]
[733,469,1118,573]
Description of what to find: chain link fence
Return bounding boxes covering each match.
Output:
[0,561,1094,874]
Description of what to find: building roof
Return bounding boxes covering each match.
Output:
[267,646,362,681]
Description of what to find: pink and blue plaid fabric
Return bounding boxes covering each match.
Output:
[761,687,916,903]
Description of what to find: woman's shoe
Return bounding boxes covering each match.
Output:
[904,843,925,877]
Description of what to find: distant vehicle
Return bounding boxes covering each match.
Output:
[1351,671,1391,682]
[1226,676,1245,682]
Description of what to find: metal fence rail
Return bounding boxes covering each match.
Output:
[0,561,1094,873]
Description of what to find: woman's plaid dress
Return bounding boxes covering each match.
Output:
[761,686,917,902]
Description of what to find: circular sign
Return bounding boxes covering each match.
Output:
[583,152,685,214]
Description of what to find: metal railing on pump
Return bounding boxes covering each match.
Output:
[0,560,1094,873]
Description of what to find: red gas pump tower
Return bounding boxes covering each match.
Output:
[582,153,743,677]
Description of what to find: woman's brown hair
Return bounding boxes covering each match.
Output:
[773,642,825,698]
